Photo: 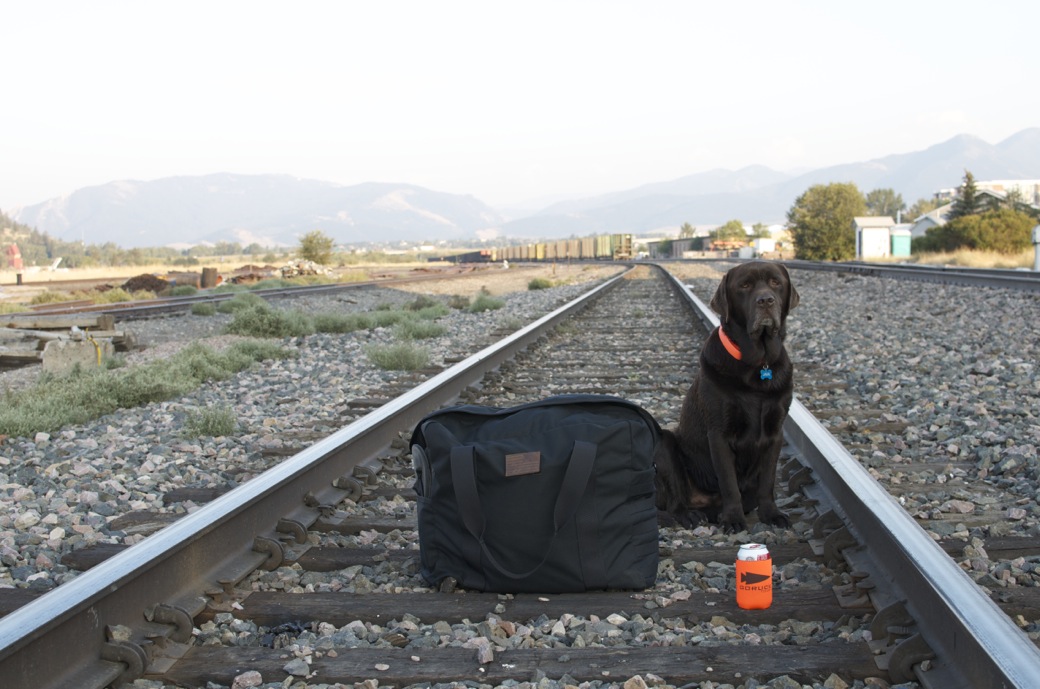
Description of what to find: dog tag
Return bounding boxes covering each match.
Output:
[760,367,772,381]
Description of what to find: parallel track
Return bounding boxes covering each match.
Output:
[0,263,1037,688]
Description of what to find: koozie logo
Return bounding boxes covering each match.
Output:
[740,571,771,585]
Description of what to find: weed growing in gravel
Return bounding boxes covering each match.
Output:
[412,304,450,320]
[394,319,446,340]
[405,295,440,311]
[312,312,372,333]
[210,283,249,295]
[447,294,470,310]
[169,285,198,297]
[0,340,291,437]
[191,302,218,316]
[29,291,72,305]
[89,288,156,304]
[225,303,314,338]
[184,405,237,437]
[468,293,505,313]
[365,342,430,371]
[528,277,553,290]
[216,292,267,313]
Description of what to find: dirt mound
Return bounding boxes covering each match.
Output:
[122,274,170,293]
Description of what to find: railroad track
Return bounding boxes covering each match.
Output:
[1,263,1038,688]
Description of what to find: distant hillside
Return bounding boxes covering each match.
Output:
[11,174,504,249]
[498,129,1040,237]
[10,129,1040,246]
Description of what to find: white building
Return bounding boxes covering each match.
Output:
[853,217,895,259]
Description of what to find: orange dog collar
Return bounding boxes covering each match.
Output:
[717,326,742,361]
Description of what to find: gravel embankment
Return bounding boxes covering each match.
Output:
[2,264,1038,689]
[0,270,622,591]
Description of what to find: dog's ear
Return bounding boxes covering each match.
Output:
[709,272,729,322]
[777,263,800,313]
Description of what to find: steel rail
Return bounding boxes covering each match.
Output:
[0,270,629,689]
[662,268,1040,689]
[5,267,504,319]
[783,259,1040,292]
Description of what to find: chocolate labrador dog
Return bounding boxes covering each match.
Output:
[656,261,800,532]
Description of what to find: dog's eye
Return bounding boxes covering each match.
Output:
[769,278,781,288]
[739,281,752,289]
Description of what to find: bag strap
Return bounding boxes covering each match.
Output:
[450,440,598,582]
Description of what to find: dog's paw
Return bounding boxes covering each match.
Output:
[758,506,792,529]
[676,509,707,529]
[719,511,749,534]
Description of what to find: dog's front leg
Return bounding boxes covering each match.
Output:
[755,435,791,528]
[707,433,747,533]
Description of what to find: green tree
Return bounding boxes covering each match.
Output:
[907,197,941,221]
[751,223,771,238]
[711,219,747,242]
[679,222,695,238]
[865,188,906,219]
[786,182,865,261]
[948,170,984,221]
[298,230,335,265]
[915,208,1034,254]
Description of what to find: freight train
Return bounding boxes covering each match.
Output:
[439,233,634,264]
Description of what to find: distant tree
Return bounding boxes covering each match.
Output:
[751,223,771,238]
[907,197,941,221]
[915,208,1034,254]
[786,182,866,260]
[865,188,906,220]
[711,219,747,242]
[298,230,335,264]
[948,170,984,220]
[679,222,695,238]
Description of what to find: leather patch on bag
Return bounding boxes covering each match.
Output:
[505,451,541,477]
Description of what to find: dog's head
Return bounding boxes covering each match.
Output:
[710,261,799,360]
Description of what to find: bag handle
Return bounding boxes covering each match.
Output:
[450,440,596,581]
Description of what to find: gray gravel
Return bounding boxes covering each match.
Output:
[5,265,1039,689]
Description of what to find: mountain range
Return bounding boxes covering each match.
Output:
[10,128,1040,249]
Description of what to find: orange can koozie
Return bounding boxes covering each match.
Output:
[736,543,772,609]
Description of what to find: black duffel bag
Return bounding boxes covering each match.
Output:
[409,394,660,593]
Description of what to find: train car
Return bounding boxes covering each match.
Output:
[579,236,596,259]
[437,249,493,263]
[611,234,633,260]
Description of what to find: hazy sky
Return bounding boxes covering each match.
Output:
[3,1,1037,212]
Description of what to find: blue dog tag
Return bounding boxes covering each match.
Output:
[760,367,772,381]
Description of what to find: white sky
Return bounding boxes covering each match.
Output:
[3,0,1038,212]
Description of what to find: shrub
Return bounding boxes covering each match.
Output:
[405,295,440,311]
[313,312,373,333]
[395,319,446,340]
[528,277,553,290]
[413,304,450,320]
[447,294,470,310]
[169,285,198,297]
[91,288,154,304]
[469,293,505,313]
[191,302,218,316]
[29,291,70,305]
[217,292,267,314]
[225,303,314,338]
[184,405,237,437]
[0,339,290,437]
[365,342,430,370]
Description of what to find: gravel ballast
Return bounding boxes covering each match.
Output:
[2,263,1037,689]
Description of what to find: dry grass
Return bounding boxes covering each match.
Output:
[907,249,1036,269]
